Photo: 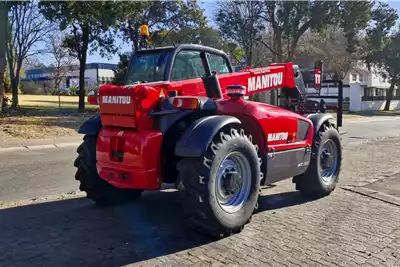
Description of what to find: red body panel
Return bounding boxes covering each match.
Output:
[96,128,163,190]
[215,98,313,152]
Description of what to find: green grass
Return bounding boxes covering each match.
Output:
[6,94,98,112]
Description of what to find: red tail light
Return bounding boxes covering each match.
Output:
[87,93,99,105]
[172,97,200,110]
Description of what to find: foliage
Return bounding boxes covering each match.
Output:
[6,1,54,108]
[215,0,265,66]
[112,52,131,86]
[2,95,10,110]
[363,2,399,111]
[47,34,76,94]
[215,0,372,64]
[151,26,225,48]
[39,0,120,112]
[116,0,206,51]
[19,81,44,95]
[297,26,356,80]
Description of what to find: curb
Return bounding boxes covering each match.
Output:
[0,142,81,153]
[341,185,400,207]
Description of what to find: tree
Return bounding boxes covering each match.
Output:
[112,52,131,86]
[296,26,357,80]
[0,1,7,112]
[39,1,120,112]
[215,0,265,67]
[47,34,76,94]
[6,1,54,108]
[117,0,206,51]
[364,2,399,111]
[216,0,372,64]
[151,26,225,49]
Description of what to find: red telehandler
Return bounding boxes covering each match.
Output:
[75,28,342,237]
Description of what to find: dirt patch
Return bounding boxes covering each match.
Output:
[1,95,98,143]
[0,114,91,142]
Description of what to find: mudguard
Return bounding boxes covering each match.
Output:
[307,113,335,136]
[175,115,241,157]
[78,115,102,135]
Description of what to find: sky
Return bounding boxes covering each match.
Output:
[48,1,400,65]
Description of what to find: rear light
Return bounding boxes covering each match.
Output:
[172,97,200,110]
[87,90,99,105]
[87,94,99,105]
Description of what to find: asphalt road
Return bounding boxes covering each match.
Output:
[0,115,399,205]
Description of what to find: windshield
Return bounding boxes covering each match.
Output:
[126,49,172,84]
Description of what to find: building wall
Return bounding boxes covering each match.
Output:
[98,69,115,84]
[343,62,391,88]
[25,63,116,90]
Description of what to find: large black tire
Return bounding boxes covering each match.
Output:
[74,135,143,206]
[293,122,342,198]
[177,126,262,237]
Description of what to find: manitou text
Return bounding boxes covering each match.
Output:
[248,72,284,93]
[102,96,131,104]
[267,132,288,142]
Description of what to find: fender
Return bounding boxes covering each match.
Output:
[307,113,335,135]
[175,115,241,157]
[78,115,102,135]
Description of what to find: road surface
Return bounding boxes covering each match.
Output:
[0,115,399,204]
[0,116,400,267]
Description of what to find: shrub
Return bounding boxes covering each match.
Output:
[20,81,43,95]
[2,95,10,110]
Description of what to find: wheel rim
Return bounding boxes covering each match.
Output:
[320,139,339,182]
[216,152,252,213]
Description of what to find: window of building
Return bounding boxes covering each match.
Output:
[359,75,363,82]
[351,74,357,82]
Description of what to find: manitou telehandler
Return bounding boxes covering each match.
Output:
[74,26,342,237]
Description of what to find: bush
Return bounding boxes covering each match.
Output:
[2,95,10,110]
[20,81,43,95]
[69,85,78,96]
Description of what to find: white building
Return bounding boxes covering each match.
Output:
[24,62,117,91]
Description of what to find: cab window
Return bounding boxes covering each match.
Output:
[207,53,230,74]
[170,50,231,81]
[171,50,204,81]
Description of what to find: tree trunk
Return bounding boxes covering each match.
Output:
[78,26,89,112]
[0,2,7,113]
[0,71,4,112]
[384,81,395,111]
[11,76,18,108]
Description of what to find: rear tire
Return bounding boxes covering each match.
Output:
[294,122,342,198]
[177,126,262,238]
[74,135,143,206]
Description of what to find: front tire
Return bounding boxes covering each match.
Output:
[177,126,261,237]
[294,122,342,198]
[74,135,143,206]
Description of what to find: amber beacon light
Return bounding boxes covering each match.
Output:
[140,24,149,37]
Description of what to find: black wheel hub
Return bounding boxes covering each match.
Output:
[221,168,242,195]
[321,150,333,169]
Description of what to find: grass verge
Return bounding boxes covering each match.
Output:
[1,95,98,144]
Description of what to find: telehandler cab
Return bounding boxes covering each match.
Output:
[75,27,342,237]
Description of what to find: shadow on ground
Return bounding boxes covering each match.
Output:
[27,100,84,106]
[0,188,312,267]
